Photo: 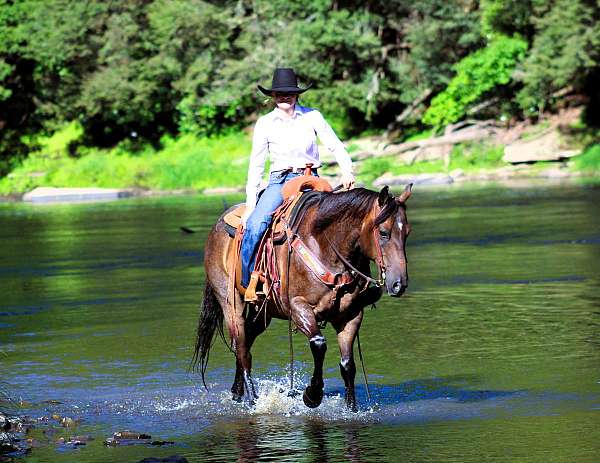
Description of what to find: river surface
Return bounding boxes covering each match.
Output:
[1,182,599,462]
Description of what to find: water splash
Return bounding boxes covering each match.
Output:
[210,376,378,423]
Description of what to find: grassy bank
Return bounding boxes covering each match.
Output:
[1,122,599,196]
[0,123,251,195]
[572,144,600,175]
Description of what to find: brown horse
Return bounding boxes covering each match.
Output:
[192,184,412,411]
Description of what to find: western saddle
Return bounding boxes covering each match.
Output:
[223,164,333,303]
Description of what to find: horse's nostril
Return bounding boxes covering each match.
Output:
[389,280,407,297]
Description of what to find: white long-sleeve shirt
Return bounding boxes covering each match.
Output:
[245,104,353,211]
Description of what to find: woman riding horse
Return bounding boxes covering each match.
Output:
[193,69,412,412]
[240,68,355,294]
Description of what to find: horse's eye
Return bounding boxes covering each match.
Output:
[379,229,391,240]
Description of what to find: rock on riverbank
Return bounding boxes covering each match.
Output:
[23,187,135,203]
[373,162,578,187]
[0,413,31,457]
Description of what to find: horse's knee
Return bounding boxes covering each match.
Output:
[309,334,327,357]
[339,356,356,382]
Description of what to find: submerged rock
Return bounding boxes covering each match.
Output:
[60,417,78,428]
[0,430,31,456]
[104,430,153,446]
[0,431,19,454]
[137,457,189,463]
[1,413,33,452]
[57,435,94,447]
[113,431,152,440]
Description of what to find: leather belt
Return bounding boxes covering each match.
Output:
[277,167,318,175]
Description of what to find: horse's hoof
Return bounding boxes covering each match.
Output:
[345,396,358,413]
[303,386,323,408]
[232,393,243,403]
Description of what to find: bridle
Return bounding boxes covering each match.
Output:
[371,226,387,286]
[324,221,387,288]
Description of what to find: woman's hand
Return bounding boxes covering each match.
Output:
[341,172,355,190]
[241,208,253,228]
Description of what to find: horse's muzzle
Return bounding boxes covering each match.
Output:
[388,279,407,297]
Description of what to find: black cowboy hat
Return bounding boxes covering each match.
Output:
[257,68,312,96]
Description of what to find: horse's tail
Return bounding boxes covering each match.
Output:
[191,281,224,389]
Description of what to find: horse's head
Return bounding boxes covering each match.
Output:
[363,184,412,297]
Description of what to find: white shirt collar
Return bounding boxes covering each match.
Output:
[271,104,306,121]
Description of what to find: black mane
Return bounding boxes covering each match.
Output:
[303,187,399,233]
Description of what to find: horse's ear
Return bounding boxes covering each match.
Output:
[378,186,389,207]
[397,183,413,204]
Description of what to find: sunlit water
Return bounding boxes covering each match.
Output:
[1,182,599,462]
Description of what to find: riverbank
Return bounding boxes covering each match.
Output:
[1,117,598,202]
[2,169,597,204]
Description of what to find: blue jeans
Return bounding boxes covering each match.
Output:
[241,169,317,287]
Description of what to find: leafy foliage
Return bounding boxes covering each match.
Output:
[573,144,600,173]
[0,0,484,163]
[517,0,600,114]
[423,35,528,127]
[0,0,598,179]
[480,0,537,37]
[0,128,251,194]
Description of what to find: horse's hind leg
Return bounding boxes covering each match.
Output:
[230,305,272,402]
[332,311,364,412]
[291,296,327,408]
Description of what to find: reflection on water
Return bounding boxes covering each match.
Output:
[1,184,600,462]
[200,416,373,463]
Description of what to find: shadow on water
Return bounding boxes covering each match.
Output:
[333,374,517,406]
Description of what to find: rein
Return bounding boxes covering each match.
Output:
[324,232,386,288]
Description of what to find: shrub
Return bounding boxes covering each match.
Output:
[423,35,528,127]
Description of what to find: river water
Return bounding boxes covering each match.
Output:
[1,183,599,462]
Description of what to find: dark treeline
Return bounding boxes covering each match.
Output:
[1,0,599,175]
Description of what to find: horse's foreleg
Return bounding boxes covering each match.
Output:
[291,296,326,408]
[333,311,363,412]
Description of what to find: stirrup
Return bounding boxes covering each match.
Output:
[244,272,261,303]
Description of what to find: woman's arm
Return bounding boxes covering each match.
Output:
[244,118,269,220]
[312,111,355,189]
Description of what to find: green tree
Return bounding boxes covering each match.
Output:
[517,0,600,115]
[423,35,527,127]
